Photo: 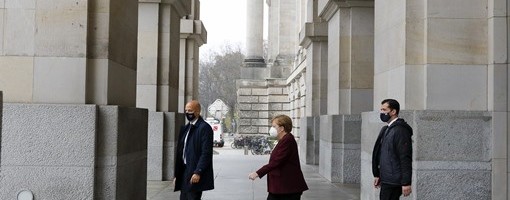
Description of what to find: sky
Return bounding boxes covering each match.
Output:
[199,0,267,59]
[199,0,246,58]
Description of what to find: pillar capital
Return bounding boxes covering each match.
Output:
[180,19,207,46]
[299,22,328,48]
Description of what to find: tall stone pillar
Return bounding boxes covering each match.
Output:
[317,1,374,183]
[245,0,264,63]
[180,19,206,112]
[296,0,329,164]
[361,0,496,199]
[268,0,298,78]
[137,0,191,181]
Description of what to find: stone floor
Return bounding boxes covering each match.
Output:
[147,141,360,200]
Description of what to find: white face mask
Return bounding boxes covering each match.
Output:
[269,127,278,137]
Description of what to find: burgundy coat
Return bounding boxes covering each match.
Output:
[256,133,308,194]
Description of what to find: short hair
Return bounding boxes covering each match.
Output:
[271,115,293,133]
[381,99,400,115]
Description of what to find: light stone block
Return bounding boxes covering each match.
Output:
[488,17,508,64]
[4,9,35,55]
[489,0,507,17]
[268,87,282,94]
[426,64,487,110]
[252,88,267,95]
[238,88,251,95]
[259,111,269,118]
[148,111,163,180]
[492,112,507,159]
[5,0,34,8]
[0,10,3,55]
[350,89,373,114]
[137,32,159,85]
[492,158,507,200]
[258,96,269,103]
[0,56,33,102]
[252,104,268,110]
[136,84,157,111]
[427,18,487,64]
[488,64,507,111]
[268,95,289,103]
[33,57,86,104]
[237,103,251,110]
[1,104,96,199]
[405,18,425,65]
[414,111,491,161]
[427,0,486,18]
[405,65,425,110]
[35,0,87,57]
[415,170,490,199]
[1,166,94,199]
[374,21,405,74]
[87,12,109,59]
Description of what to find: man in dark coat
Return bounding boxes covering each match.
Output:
[372,99,413,200]
[174,100,214,200]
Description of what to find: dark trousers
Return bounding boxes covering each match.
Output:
[267,192,302,200]
[380,184,402,200]
[180,191,202,200]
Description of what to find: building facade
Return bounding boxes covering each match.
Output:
[263,0,506,199]
[0,0,205,199]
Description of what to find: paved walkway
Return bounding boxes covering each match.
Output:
[147,140,360,200]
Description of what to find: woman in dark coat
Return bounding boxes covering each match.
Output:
[249,115,308,200]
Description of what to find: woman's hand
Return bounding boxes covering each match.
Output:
[248,172,259,180]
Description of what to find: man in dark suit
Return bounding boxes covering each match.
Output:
[372,99,413,200]
[174,100,214,200]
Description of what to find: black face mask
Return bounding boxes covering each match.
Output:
[186,113,196,121]
[380,112,391,122]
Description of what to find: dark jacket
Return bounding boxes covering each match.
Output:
[256,133,308,194]
[174,116,214,192]
[372,118,413,186]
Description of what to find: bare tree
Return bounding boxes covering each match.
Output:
[199,44,244,127]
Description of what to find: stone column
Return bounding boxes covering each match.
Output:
[318,1,374,183]
[138,0,191,181]
[487,1,508,199]
[245,0,264,63]
[361,0,496,199]
[242,0,267,80]
[297,0,328,165]
[268,0,297,78]
[180,19,206,112]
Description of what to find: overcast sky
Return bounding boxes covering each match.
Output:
[199,0,246,57]
[199,0,267,58]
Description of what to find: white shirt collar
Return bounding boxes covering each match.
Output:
[388,117,399,126]
[189,117,198,125]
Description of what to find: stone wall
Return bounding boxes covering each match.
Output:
[0,104,148,199]
[147,111,184,181]
[361,110,492,200]
[319,114,361,183]
[237,79,289,135]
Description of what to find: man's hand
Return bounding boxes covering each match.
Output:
[248,172,259,180]
[402,185,412,197]
[172,178,176,186]
[190,174,200,184]
[373,177,380,189]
